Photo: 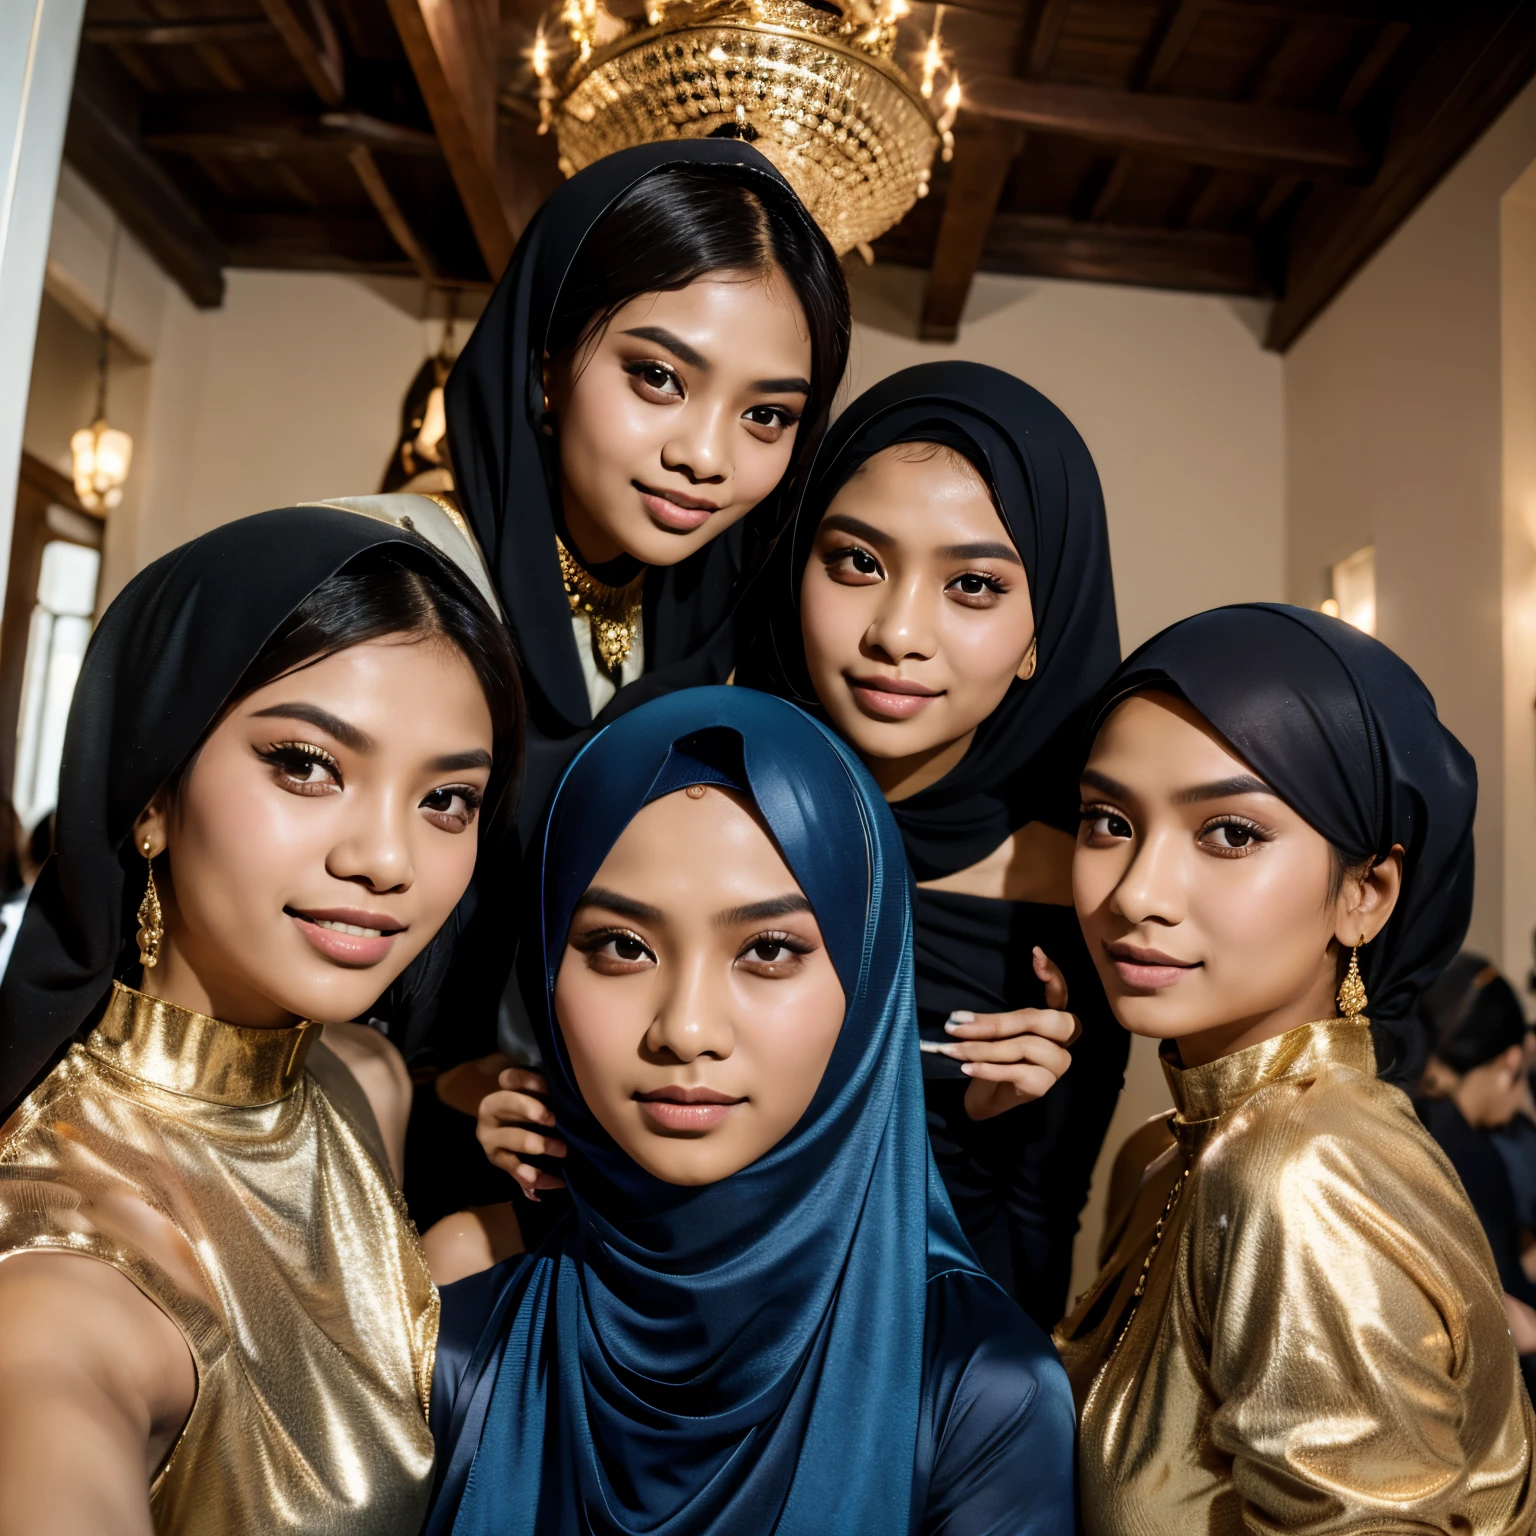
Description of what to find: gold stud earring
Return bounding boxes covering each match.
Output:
[685,784,707,800]
[1017,636,1038,682]
[136,838,164,970]
[1337,933,1368,1020]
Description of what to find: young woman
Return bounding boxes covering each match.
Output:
[1059,603,1533,1533]
[0,507,521,1535]
[425,688,1075,1536]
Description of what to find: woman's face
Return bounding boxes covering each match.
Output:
[135,636,494,1030]
[799,444,1036,799]
[555,785,845,1185]
[1073,691,1400,1066]
[547,272,812,569]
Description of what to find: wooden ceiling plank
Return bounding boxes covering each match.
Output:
[142,97,440,158]
[1252,20,1316,104]
[1337,19,1410,111]
[1089,152,1134,220]
[255,0,346,105]
[108,43,164,94]
[1268,5,1536,350]
[919,119,1026,341]
[193,42,246,90]
[1143,1,1206,92]
[348,143,438,282]
[1028,0,1073,77]
[85,20,274,46]
[982,211,1262,295]
[385,0,515,276]
[1253,170,1301,224]
[65,52,227,308]
[967,76,1371,177]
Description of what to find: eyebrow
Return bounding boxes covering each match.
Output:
[620,326,709,371]
[428,749,493,773]
[752,376,811,395]
[1173,774,1275,804]
[573,886,664,924]
[819,512,893,548]
[936,540,1022,565]
[250,703,374,752]
[716,894,813,927]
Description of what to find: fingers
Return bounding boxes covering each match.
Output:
[479,1124,568,1161]
[498,1068,551,1096]
[478,1087,557,1131]
[484,1145,566,1199]
[963,1066,1061,1120]
[935,1033,1073,1078]
[1032,947,1070,1013]
[945,1007,1078,1046]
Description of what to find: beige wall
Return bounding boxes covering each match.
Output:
[1286,76,1536,977]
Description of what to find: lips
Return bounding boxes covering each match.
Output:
[634,480,719,533]
[845,673,944,722]
[634,1085,745,1133]
[1105,941,1201,992]
[287,906,405,968]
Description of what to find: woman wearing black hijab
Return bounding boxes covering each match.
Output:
[736,360,1124,1327]
[1059,604,1533,1534]
[0,507,521,1534]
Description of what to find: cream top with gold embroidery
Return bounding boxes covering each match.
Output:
[0,983,438,1535]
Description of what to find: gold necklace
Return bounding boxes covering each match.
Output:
[1110,1160,1191,1354]
[556,535,645,675]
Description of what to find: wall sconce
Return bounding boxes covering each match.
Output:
[70,223,132,513]
[1319,545,1376,634]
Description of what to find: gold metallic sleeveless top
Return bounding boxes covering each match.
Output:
[0,983,438,1535]
[1056,1018,1535,1536]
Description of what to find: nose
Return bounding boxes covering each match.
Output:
[324,788,415,895]
[643,945,735,1063]
[1107,825,1185,929]
[661,398,730,486]
[862,572,938,666]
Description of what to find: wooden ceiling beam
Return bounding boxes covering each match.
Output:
[920,119,1026,342]
[348,144,438,282]
[966,76,1371,177]
[64,50,227,308]
[85,19,272,46]
[142,96,440,158]
[222,210,414,270]
[1027,0,1072,78]
[385,0,515,278]
[254,0,345,105]
[982,213,1263,295]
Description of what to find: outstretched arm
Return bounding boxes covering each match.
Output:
[0,1252,195,1536]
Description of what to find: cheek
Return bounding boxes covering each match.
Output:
[735,969,843,1120]
[552,963,635,1117]
[559,372,656,488]
[800,577,865,674]
[1193,849,1331,982]
[943,616,1026,711]
[732,435,795,506]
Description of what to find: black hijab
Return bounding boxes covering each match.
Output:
[1092,603,1478,1073]
[446,140,835,754]
[747,360,1121,878]
[0,507,473,1117]
[1421,953,1528,1075]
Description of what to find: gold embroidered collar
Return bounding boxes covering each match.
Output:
[86,982,322,1107]
[1161,1017,1376,1127]
[556,535,644,675]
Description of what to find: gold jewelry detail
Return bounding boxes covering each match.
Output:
[685,783,708,799]
[1112,1161,1190,1355]
[1337,934,1368,1020]
[523,0,961,255]
[556,536,644,676]
[1017,635,1038,682]
[136,838,164,970]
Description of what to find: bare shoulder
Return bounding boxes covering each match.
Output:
[917,821,1075,904]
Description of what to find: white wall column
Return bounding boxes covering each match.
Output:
[0,0,85,601]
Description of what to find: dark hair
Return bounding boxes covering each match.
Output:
[1422,951,1529,1075]
[545,164,850,486]
[173,541,523,833]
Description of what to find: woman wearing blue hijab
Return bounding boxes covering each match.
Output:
[426,687,1074,1535]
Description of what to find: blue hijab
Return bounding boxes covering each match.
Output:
[429,687,981,1535]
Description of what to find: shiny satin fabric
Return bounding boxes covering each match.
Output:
[0,984,438,1535]
[428,687,998,1536]
[1056,1018,1535,1536]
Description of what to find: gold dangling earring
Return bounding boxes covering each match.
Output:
[136,839,164,970]
[1017,636,1038,682]
[1336,933,1368,1020]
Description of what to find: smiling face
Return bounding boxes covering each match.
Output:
[798,443,1036,801]
[1073,691,1402,1067]
[547,273,812,569]
[134,636,494,1030]
[554,785,845,1185]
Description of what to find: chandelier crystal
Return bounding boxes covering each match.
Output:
[528,0,961,256]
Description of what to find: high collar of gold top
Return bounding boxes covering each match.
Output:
[1160,1017,1376,1128]
[86,982,322,1108]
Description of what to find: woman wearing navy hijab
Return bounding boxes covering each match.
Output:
[426,688,1074,1535]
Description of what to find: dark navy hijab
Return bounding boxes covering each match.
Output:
[428,687,980,1535]
[746,360,1120,878]
[1093,603,1477,1076]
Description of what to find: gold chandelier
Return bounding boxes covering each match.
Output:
[528,0,961,257]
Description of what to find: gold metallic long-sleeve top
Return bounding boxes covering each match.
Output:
[1055,1018,1535,1536]
[0,983,438,1535]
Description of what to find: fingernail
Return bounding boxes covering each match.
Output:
[919,1040,946,1054]
[960,1064,975,1076]
[946,1011,974,1029]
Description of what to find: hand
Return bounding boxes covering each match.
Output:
[476,1068,568,1200]
[927,948,1079,1122]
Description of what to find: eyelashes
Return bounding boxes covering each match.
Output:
[256,741,483,829]
[1078,803,1278,856]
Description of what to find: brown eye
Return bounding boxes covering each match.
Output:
[1080,808,1132,841]
[614,935,649,962]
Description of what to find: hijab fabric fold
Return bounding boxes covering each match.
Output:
[1093,603,1478,1065]
[0,507,468,1117]
[428,687,981,1536]
[749,360,1120,878]
[446,141,827,743]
